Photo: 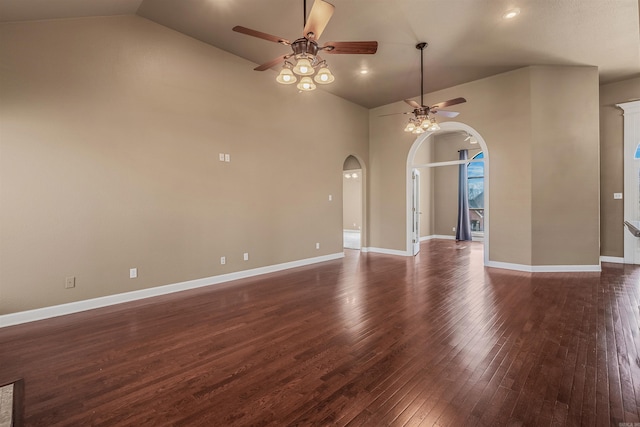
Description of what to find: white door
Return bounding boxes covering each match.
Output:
[412,169,421,255]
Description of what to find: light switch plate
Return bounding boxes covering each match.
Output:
[65,276,76,289]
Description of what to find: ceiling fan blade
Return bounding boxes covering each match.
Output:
[430,97,466,110]
[254,54,289,71]
[233,26,290,45]
[433,110,460,118]
[323,41,378,54]
[404,99,422,109]
[303,0,335,40]
[379,112,412,117]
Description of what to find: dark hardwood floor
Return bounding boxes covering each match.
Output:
[1,240,639,426]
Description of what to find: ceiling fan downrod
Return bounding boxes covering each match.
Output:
[416,42,428,107]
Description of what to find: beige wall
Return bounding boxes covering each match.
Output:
[370,67,533,263]
[0,16,369,314]
[0,14,616,315]
[370,65,601,267]
[600,77,640,257]
[530,66,600,265]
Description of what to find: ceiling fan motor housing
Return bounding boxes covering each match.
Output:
[414,107,430,120]
[292,38,319,59]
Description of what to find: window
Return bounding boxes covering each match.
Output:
[467,152,484,233]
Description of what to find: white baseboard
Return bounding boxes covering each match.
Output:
[0,252,345,328]
[362,247,411,256]
[421,235,484,242]
[359,242,603,273]
[600,256,624,264]
[430,235,456,240]
[485,260,602,273]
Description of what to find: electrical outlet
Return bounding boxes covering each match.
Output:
[243,253,249,261]
[452,227,456,232]
[129,268,137,279]
[220,256,226,265]
[328,195,332,201]
[614,193,623,199]
[316,242,320,249]
[65,276,75,289]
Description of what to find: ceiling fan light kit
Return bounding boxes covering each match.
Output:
[233,0,377,92]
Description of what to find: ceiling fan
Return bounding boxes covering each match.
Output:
[232,0,378,91]
[383,42,466,134]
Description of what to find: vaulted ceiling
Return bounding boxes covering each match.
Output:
[2,0,639,108]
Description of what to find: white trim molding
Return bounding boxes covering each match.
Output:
[362,247,411,256]
[485,261,602,273]
[619,100,640,264]
[600,256,625,264]
[420,235,455,241]
[0,252,345,328]
[420,235,484,242]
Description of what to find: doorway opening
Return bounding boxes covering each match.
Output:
[343,155,364,250]
[406,122,490,265]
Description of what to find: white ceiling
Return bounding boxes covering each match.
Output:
[2,0,639,108]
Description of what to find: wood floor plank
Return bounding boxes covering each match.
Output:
[1,240,639,426]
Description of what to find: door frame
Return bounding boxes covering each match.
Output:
[412,169,421,255]
[620,100,640,263]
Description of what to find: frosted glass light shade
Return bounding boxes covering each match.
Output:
[314,67,334,84]
[297,76,316,91]
[293,58,314,76]
[276,68,297,84]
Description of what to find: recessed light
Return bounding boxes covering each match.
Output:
[502,8,520,19]
[359,69,369,75]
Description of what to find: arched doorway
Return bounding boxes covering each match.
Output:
[405,122,490,265]
[343,155,366,250]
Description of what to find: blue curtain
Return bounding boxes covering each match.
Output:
[456,149,472,241]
